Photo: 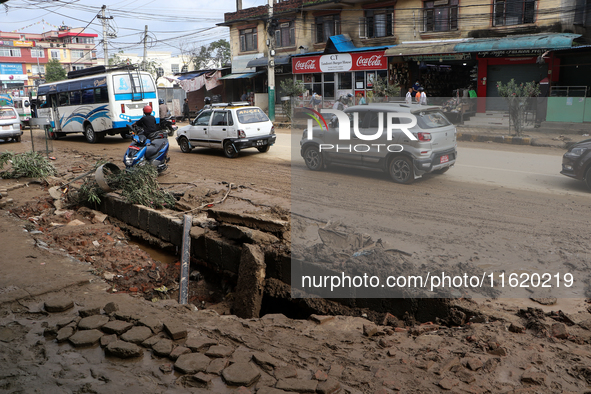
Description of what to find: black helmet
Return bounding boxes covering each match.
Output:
[159,99,164,105]
[204,97,211,105]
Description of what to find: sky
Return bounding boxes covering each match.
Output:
[0,0,267,58]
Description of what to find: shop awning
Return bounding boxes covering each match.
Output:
[384,41,464,57]
[246,55,291,68]
[218,70,265,80]
[324,34,394,54]
[454,33,581,53]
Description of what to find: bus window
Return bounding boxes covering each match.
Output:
[58,92,69,106]
[94,87,108,104]
[70,91,81,105]
[82,89,94,104]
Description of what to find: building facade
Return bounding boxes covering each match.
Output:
[0,26,98,97]
[220,0,591,116]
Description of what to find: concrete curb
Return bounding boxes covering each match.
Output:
[456,132,532,145]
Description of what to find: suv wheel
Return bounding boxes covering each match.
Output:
[388,156,414,184]
[179,137,192,153]
[257,145,270,153]
[585,166,591,191]
[303,145,323,171]
[223,141,239,158]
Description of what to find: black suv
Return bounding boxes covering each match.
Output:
[560,139,591,190]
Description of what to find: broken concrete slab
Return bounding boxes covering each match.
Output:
[207,209,289,234]
[120,326,153,344]
[105,340,143,358]
[78,314,109,330]
[218,224,280,244]
[174,353,211,374]
[233,244,266,319]
[185,336,217,351]
[44,297,74,313]
[69,329,103,347]
[222,362,261,387]
[163,320,187,340]
[101,320,134,335]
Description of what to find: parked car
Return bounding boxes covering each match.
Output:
[0,106,22,143]
[560,139,591,190]
[300,103,457,184]
[176,103,276,158]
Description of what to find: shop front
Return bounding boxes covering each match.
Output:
[291,50,388,108]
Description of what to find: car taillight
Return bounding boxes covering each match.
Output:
[238,129,246,138]
[270,125,275,135]
[171,119,175,125]
[121,104,125,113]
[418,132,431,141]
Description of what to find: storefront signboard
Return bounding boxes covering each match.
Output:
[293,51,387,74]
[478,49,543,58]
[0,63,24,75]
[404,53,472,62]
[13,41,35,47]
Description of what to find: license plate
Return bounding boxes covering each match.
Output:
[440,155,449,164]
[2,125,10,130]
[255,140,264,146]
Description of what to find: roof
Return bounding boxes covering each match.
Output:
[176,70,215,81]
[454,33,581,52]
[246,55,291,68]
[218,70,265,80]
[324,34,394,54]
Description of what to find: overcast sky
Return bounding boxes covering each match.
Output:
[1,0,267,58]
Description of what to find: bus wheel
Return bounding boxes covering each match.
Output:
[84,124,103,143]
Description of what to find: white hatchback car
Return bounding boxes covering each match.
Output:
[175,103,276,158]
[0,107,22,143]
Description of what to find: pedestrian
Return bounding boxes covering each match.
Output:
[358,92,366,105]
[241,91,248,102]
[405,87,413,105]
[418,87,428,105]
[332,96,345,111]
[181,98,190,122]
[412,80,421,97]
[309,93,321,111]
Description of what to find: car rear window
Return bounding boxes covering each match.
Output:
[0,108,17,119]
[236,108,269,124]
[414,111,451,129]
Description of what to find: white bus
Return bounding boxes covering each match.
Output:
[36,65,159,143]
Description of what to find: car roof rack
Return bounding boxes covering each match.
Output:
[211,101,250,108]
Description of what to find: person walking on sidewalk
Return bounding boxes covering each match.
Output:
[181,98,190,122]
[405,87,413,105]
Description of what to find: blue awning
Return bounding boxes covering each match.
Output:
[176,70,214,81]
[218,70,265,80]
[324,34,394,54]
[454,33,581,53]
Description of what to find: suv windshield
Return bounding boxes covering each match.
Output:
[236,108,269,124]
[414,111,451,129]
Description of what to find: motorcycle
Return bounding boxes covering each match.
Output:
[160,115,178,137]
[123,125,170,173]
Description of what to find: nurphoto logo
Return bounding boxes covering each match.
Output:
[304,108,418,153]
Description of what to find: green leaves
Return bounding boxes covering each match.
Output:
[496,79,541,136]
[0,151,57,179]
[45,59,67,83]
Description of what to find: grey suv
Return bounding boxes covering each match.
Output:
[300,103,457,184]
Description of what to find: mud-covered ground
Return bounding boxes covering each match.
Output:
[1,128,591,393]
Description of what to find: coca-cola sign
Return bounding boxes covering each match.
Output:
[292,51,386,74]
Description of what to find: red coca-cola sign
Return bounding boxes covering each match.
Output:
[292,51,386,74]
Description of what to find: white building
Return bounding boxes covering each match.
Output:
[116,50,193,87]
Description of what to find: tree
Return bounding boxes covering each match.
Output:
[279,79,306,123]
[372,76,400,103]
[497,79,540,136]
[191,39,231,70]
[45,59,67,83]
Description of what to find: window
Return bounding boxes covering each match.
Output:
[360,8,393,38]
[195,110,212,126]
[275,21,295,48]
[171,64,179,73]
[493,0,536,26]
[50,49,61,60]
[0,47,21,57]
[70,91,81,105]
[181,64,188,73]
[211,111,228,126]
[236,108,269,124]
[239,28,257,52]
[314,15,340,43]
[31,49,44,58]
[338,73,352,90]
[71,50,85,59]
[32,65,45,74]
[58,92,69,106]
[574,0,591,25]
[72,65,85,71]
[423,0,458,32]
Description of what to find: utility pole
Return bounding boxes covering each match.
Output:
[142,25,148,71]
[97,5,113,66]
[267,0,275,121]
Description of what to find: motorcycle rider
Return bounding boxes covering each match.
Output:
[133,105,159,140]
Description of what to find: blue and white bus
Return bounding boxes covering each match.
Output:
[36,65,159,143]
